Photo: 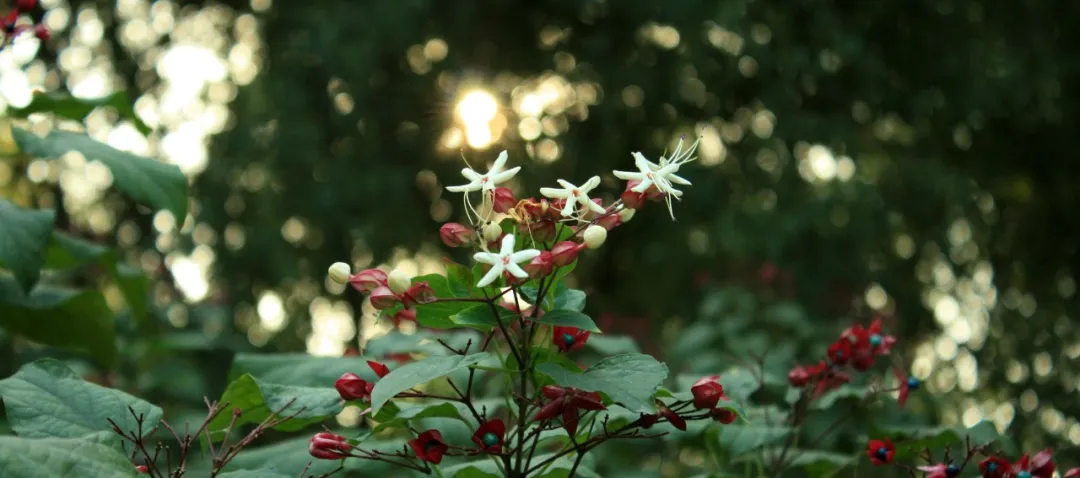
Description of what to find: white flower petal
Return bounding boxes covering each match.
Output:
[490,166,520,185]
[489,150,509,175]
[540,187,571,199]
[499,234,517,256]
[556,179,575,190]
[473,252,498,265]
[447,183,482,193]
[632,152,656,173]
[476,263,504,287]
[560,198,577,217]
[581,176,601,192]
[668,173,692,186]
[462,168,483,181]
[584,198,607,214]
[630,178,654,193]
[505,262,529,279]
[613,170,644,181]
[510,249,541,263]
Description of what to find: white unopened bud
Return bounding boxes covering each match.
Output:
[482,221,503,243]
[583,225,607,250]
[387,269,412,294]
[617,208,635,223]
[328,262,352,285]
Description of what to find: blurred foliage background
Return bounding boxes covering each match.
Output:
[2,0,1079,472]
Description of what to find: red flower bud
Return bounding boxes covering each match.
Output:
[519,218,557,243]
[409,430,448,464]
[335,372,370,401]
[309,432,351,460]
[490,187,516,213]
[551,241,585,267]
[15,0,37,12]
[367,360,390,378]
[32,24,47,41]
[709,408,737,424]
[390,308,417,326]
[690,376,726,410]
[350,268,388,293]
[439,222,473,248]
[524,251,554,278]
[787,366,810,387]
[402,281,436,308]
[542,385,567,400]
[596,213,621,231]
[368,285,399,310]
[658,405,686,431]
[135,465,149,474]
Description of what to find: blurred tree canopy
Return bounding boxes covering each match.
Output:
[21,0,1080,453]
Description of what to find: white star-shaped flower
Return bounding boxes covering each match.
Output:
[446,150,520,193]
[613,136,700,219]
[539,176,606,218]
[473,234,541,287]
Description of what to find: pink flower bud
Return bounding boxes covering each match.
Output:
[439,222,473,248]
[349,268,387,294]
[33,24,48,41]
[135,465,149,474]
[309,432,352,460]
[490,187,516,213]
[503,270,527,286]
[368,285,399,310]
[524,251,554,278]
[596,213,621,231]
[551,241,585,267]
[390,308,417,326]
[520,218,557,243]
[402,281,436,308]
[335,372,370,401]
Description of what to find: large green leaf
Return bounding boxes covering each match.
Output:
[536,353,668,412]
[8,91,152,135]
[0,435,140,478]
[406,273,476,328]
[443,452,600,478]
[0,359,162,439]
[371,401,471,433]
[716,424,791,457]
[225,435,412,475]
[44,231,150,322]
[216,471,292,478]
[369,353,490,413]
[229,353,384,386]
[0,276,116,366]
[207,374,343,440]
[529,309,600,332]
[12,128,188,219]
[0,199,55,293]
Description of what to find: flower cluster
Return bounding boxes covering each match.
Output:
[866,438,1080,478]
[787,317,910,403]
[1,0,48,49]
[309,142,719,476]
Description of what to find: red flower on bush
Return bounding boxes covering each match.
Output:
[690,375,726,410]
[709,407,737,424]
[308,432,351,460]
[472,419,506,453]
[335,372,373,401]
[893,367,920,408]
[657,404,686,431]
[367,360,390,378]
[1013,449,1056,478]
[827,339,851,365]
[553,326,590,353]
[409,430,448,464]
[979,456,1011,478]
[865,439,895,465]
[917,463,961,478]
[532,385,606,435]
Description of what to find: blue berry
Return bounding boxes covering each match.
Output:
[562,333,575,347]
[482,432,499,447]
[875,447,889,460]
[986,462,998,472]
[869,334,882,346]
[1017,471,1032,478]
[906,377,920,390]
[946,464,960,477]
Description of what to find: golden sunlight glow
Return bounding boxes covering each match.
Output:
[456,90,498,149]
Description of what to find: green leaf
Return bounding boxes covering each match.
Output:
[551,285,586,312]
[12,128,188,219]
[371,402,470,433]
[207,374,343,440]
[216,471,292,478]
[0,435,140,478]
[444,258,475,297]
[0,199,55,293]
[586,335,640,354]
[716,424,790,457]
[529,309,600,332]
[750,449,856,478]
[536,353,668,412]
[229,353,384,386]
[443,452,600,478]
[370,353,490,413]
[0,276,116,366]
[451,304,501,331]
[411,273,476,328]
[0,359,162,439]
[8,91,152,136]
[44,231,150,323]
